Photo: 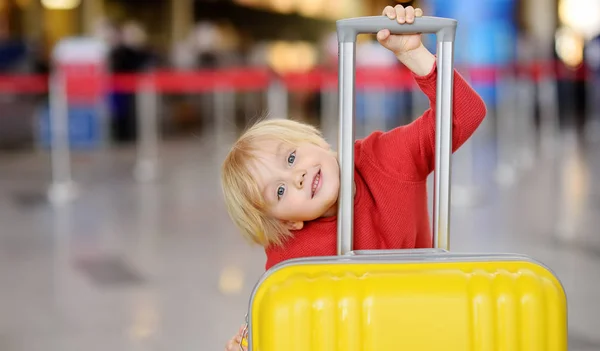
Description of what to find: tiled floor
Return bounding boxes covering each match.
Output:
[1,117,599,350]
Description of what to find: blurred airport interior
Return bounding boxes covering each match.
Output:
[1,0,600,350]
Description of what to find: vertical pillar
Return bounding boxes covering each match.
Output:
[522,0,557,52]
[0,0,11,36]
[20,0,44,40]
[171,0,194,44]
[82,0,104,35]
[523,0,559,159]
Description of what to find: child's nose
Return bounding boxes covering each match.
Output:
[294,170,307,188]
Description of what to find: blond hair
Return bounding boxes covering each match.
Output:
[221,118,330,248]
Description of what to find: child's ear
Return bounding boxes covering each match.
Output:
[283,220,304,231]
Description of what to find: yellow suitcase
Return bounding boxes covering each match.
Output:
[241,15,567,351]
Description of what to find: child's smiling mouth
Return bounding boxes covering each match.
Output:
[311,169,321,198]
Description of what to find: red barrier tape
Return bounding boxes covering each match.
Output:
[286,66,418,92]
[112,67,273,93]
[0,75,48,94]
[0,61,592,95]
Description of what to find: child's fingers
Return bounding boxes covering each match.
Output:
[234,336,248,351]
[405,6,415,23]
[225,339,237,351]
[395,4,406,23]
[377,29,390,42]
[225,336,245,351]
[382,5,395,19]
[415,7,424,17]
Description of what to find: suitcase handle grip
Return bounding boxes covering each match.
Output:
[336,15,457,42]
[336,15,456,256]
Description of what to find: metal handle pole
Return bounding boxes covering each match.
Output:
[336,15,457,254]
[337,40,356,255]
[432,39,455,251]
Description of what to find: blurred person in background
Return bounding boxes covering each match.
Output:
[171,20,245,134]
[584,33,600,139]
[109,20,154,143]
[169,21,222,133]
[0,19,27,73]
[192,21,220,69]
[0,17,39,149]
[92,18,121,52]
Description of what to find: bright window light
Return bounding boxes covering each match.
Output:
[559,0,600,40]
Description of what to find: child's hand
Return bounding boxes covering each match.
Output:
[376,5,424,57]
[376,4,435,77]
[225,325,247,351]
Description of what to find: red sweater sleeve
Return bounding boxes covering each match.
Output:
[357,61,487,180]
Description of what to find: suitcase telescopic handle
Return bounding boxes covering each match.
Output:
[336,16,457,255]
[336,15,457,43]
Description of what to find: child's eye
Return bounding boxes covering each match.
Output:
[277,185,285,200]
[287,151,296,166]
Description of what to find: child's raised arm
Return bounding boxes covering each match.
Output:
[356,5,487,180]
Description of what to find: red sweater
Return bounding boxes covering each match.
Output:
[264,62,487,271]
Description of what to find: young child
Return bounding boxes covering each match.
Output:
[222,5,486,350]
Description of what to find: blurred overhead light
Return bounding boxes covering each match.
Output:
[559,0,600,40]
[555,26,585,68]
[218,266,244,295]
[268,41,293,74]
[270,0,294,14]
[294,41,318,72]
[297,0,321,17]
[267,40,317,74]
[322,0,343,20]
[128,295,159,342]
[41,0,81,10]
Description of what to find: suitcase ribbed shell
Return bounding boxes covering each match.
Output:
[248,256,567,351]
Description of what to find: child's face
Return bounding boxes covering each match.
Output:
[249,139,340,229]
